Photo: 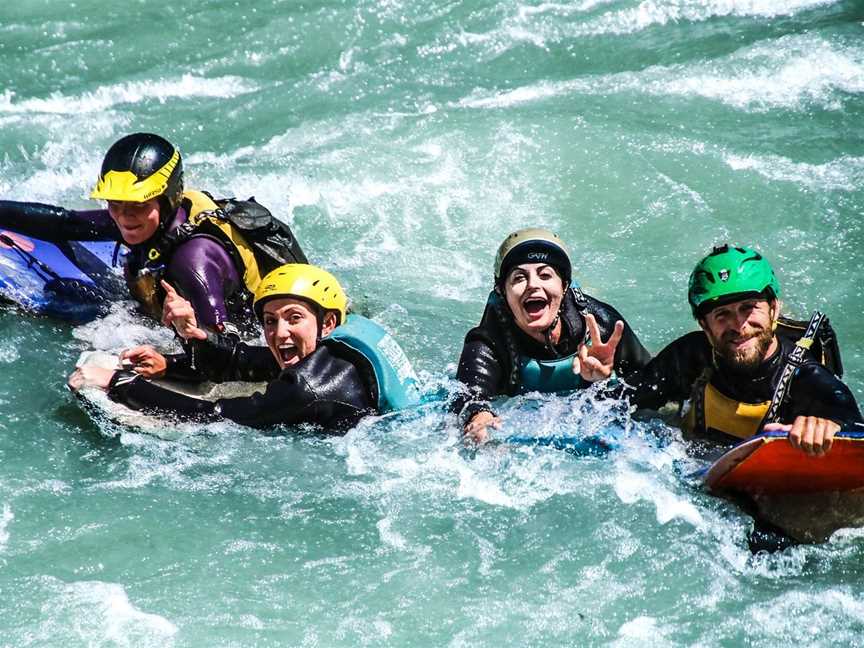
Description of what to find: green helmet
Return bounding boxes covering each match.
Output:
[688,245,781,318]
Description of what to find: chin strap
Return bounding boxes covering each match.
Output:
[543,284,583,357]
[543,310,563,357]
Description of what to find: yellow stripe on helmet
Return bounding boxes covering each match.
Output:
[90,148,180,203]
[254,264,348,325]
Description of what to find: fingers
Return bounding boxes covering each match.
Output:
[463,412,500,445]
[788,417,805,451]
[584,313,601,346]
[823,420,839,454]
[585,315,623,349]
[160,280,178,298]
[67,369,83,392]
[788,416,840,456]
[121,345,153,360]
[67,366,114,391]
[607,320,624,349]
[762,422,792,433]
[581,356,612,382]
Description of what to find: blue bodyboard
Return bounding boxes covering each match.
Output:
[0,231,122,322]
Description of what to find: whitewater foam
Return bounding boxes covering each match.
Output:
[0,74,257,116]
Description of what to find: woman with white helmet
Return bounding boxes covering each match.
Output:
[453,228,651,443]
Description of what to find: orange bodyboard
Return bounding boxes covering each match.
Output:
[703,430,864,495]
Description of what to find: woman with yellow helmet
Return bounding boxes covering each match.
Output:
[68,264,419,431]
[453,228,651,443]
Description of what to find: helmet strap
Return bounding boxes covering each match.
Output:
[314,305,326,341]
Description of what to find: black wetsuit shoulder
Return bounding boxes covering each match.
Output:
[108,344,376,432]
[0,201,120,241]
[626,331,712,410]
[627,333,863,428]
[452,290,650,422]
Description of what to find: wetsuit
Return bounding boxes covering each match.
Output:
[0,194,306,331]
[452,289,651,423]
[107,336,376,432]
[626,331,863,443]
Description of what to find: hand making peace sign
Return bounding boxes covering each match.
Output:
[573,313,624,383]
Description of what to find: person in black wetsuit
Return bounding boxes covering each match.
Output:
[68,264,419,432]
[452,228,651,443]
[626,245,862,451]
[617,245,863,551]
[0,132,306,336]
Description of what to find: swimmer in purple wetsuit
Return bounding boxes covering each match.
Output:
[0,133,307,337]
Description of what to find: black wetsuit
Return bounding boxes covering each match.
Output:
[627,331,863,439]
[452,289,651,423]
[107,336,377,432]
[0,196,306,331]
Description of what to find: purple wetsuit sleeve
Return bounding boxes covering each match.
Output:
[165,237,242,329]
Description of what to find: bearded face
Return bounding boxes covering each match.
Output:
[699,298,779,372]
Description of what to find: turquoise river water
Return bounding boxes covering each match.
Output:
[2,0,864,645]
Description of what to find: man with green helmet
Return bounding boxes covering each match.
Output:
[625,244,861,453]
[68,264,420,431]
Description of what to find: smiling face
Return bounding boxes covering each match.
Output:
[107,198,162,245]
[503,263,566,340]
[262,297,338,369]
[699,297,779,371]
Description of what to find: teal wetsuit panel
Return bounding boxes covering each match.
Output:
[517,354,587,394]
[328,314,420,412]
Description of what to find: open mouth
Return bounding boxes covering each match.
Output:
[522,297,548,318]
[277,342,299,365]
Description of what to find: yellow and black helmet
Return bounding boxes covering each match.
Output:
[494,228,572,286]
[253,264,348,326]
[90,133,183,213]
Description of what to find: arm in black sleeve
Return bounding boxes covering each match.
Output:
[786,364,864,429]
[107,371,222,421]
[611,318,652,380]
[164,333,280,383]
[624,332,711,411]
[108,368,318,429]
[451,338,506,424]
[0,201,120,241]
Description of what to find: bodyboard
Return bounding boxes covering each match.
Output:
[505,433,618,457]
[0,232,121,321]
[703,429,864,495]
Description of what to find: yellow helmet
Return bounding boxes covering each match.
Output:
[253,264,347,325]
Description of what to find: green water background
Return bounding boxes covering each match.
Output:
[2,0,864,645]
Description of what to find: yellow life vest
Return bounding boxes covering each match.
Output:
[126,190,265,320]
[182,190,263,294]
[683,380,771,441]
